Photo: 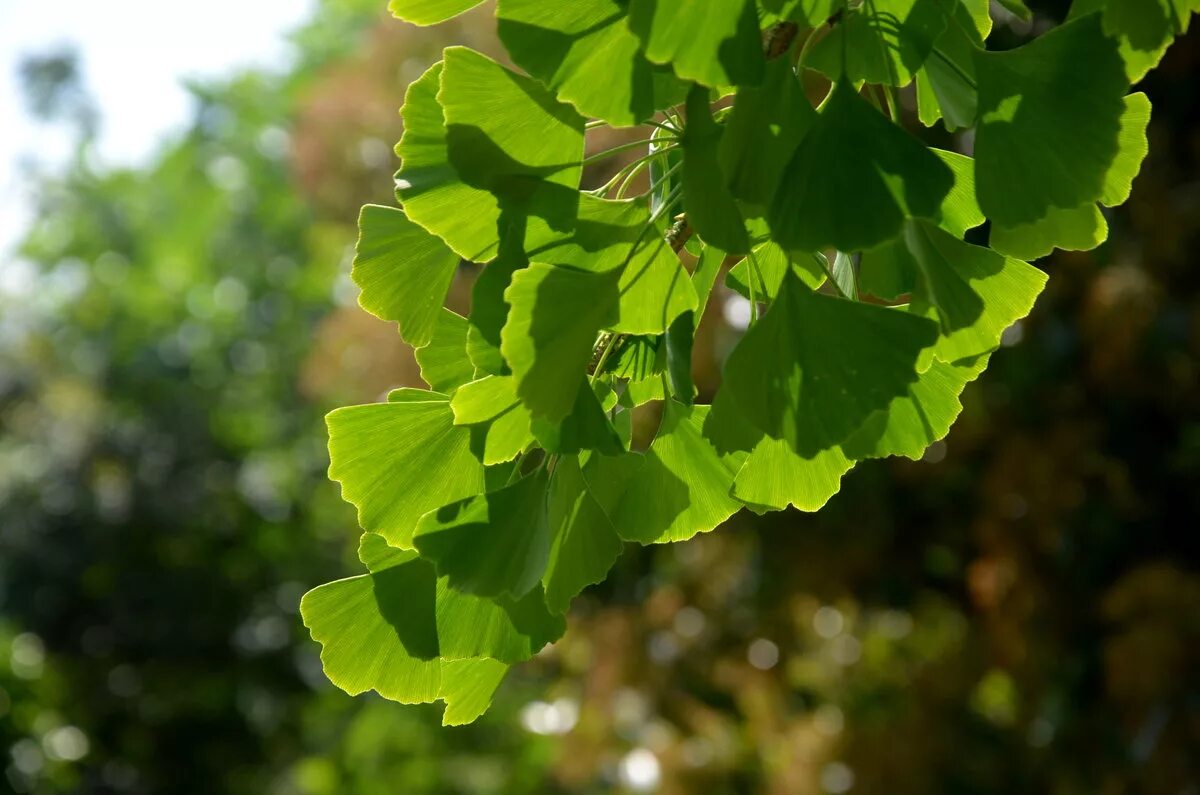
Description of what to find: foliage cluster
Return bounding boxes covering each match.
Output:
[305,0,1197,724]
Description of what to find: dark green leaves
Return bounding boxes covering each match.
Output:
[681,86,749,254]
[722,271,938,456]
[973,13,1129,226]
[414,470,551,599]
[496,0,685,126]
[769,81,953,252]
[628,0,765,87]
[808,0,953,87]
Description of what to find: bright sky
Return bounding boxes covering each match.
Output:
[0,0,317,257]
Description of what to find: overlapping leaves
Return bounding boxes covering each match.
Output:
[303,0,1182,725]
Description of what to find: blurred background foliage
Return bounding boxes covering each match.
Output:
[0,1,1197,793]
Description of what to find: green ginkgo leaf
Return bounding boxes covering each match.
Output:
[496,0,686,127]
[680,86,749,254]
[808,0,953,87]
[501,262,620,421]
[988,92,1150,259]
[300,546,442,705]
[719,55,815,206]
[525,196,698,335]
[413,470,551,599]
[769,81,953,253]
[583,401,741,544]
[353,205,460,348]
[903,220,1048,363]
[727,242,825,301]
[973,13,1129,226]
[627,0,765,87]
[327,399,484,548]
[439,658,509,726]
[914,1,982,131]
[1070,0,1197,82]
[302,533,559,713]
[395,62,500,261]
[388,0,484,26]
[989,204,1109,260]
[722,270,939,456]
[531,379,624,455]
[451,376,535,465]
[415,308,477,394]
[440,47,585,199]
[843,354,990,460]
[859,148,985,301]
[543,454,624,614]
[733,439,854,514]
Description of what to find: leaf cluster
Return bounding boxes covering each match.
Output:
[303,0,1189,723]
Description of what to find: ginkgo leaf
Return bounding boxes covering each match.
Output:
[843,354,990,460]
[995,0,1032,21]
[903,219,1047,363]
[988,92,1150,259]
[808,0,953,87]
[451,376,534,465]
[395,62,500,261]
[859,148,985,301]
[583,401,741,544]
[543,454,623,614]
[388,0,484,26]
[733,439,854,513]
[722,270,939,456]
[501,262,620,421]
[327,399,484,548]
[1070,0,1197,82]
[525,195,698,335]
[416,308,477,394]
[680,86,749,254]
[727,242,825,301]
[413,470,551,599]
[989,204,1109,260]
[531,379,624,455]
[440,47,585,199]
[973,13,1129,226]
[627,0,765,87]
[439,658,509,726]
[302,534,552,720]
[300,547,442,705]
[719,55,815,207]
[769,81,953,253]
[496,0,686,127]
[1100,92,1153,208]
[914,1,982,131]
[353,205,460,348]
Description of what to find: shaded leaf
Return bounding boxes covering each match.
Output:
[769,81,953,252]
[680,86,749,254]
[414,470,551,599]
[722,270,938,456]
[627,0,765,87]
[543,455,623,613]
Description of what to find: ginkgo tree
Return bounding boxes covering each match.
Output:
[301,0,1197,725]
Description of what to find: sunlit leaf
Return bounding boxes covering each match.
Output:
[416,308,477,394]
[388,0,484,26]
[327,399,484,548]
[353,205,459,348]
